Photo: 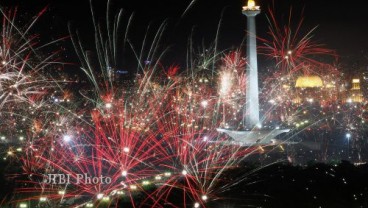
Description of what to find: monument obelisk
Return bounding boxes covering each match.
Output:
[217,0,290,146]
[243,0,261,128]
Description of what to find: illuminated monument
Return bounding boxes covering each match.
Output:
[243,0,261,128]
[217,0,290,146]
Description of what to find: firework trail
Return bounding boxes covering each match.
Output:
[0,6,85,207]
[259,7,338,76]
[256,7,341,128]
[16,3,261,205]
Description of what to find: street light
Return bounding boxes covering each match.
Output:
[346,133,351,139]
[346,133,352,158]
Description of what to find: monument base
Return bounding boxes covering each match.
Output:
[217,128,291,146]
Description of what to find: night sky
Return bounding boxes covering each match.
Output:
[1,0,368,67]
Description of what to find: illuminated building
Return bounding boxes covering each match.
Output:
[294,75,323,104]
[295,76,323,88]
[291,74,345,105]
[349,78,363,103]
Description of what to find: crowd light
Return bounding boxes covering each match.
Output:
[105,103,112,108]
[96,193,104,199]
[201,195,208,201]
[201,100,208,108]
[19,203,27,208]
[102,196,110,202]
[123,147,130,153]
[63,135,72,142]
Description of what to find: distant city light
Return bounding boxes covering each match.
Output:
[201,195,208,201]
[117,70,128,74]
[63,135,72,142]
[19,203,28,208]
[102,196,110,201]
[96,193,104,199]
[201,100,208,108]
[346,133,352,139]
[105,103,112,108]
[268,99,276,104]
[123,147,130,153]
[352,79,360,83]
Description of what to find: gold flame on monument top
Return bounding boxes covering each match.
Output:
[243,0,260,11]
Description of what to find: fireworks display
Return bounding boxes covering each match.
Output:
[1,0,368,207]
